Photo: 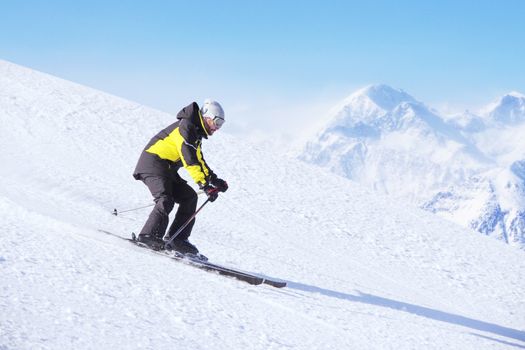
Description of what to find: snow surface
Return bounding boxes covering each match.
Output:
[1,60,524,349]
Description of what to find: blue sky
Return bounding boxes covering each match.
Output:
[1,0,524,137]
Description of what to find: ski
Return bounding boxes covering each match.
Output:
[98,230,286,288]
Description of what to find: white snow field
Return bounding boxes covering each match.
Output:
[0,60,524,350]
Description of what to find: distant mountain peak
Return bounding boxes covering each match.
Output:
[482,91,525,125]
[301,84,525,249]
[324,84,421,131]
[507,91,525,99]
[347,84,417,112]
[322,84,450,137]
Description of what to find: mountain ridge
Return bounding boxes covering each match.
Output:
[300,84,525,248]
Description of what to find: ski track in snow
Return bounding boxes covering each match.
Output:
[1,60,525,349]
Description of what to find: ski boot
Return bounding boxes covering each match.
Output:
[136,233,165,250]
[167,238,207,261]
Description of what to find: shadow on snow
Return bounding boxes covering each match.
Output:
[287,280,525,346]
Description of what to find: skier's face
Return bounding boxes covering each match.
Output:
[204,117,220,136]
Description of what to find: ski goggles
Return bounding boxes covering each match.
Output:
[213,116,225,129]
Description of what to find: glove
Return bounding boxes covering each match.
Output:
[201,183,219,202]
[212,178,228,192]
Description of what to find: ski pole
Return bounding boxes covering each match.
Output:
[112,204,154,216]
[163,197,212,249]
[113,190,206,216]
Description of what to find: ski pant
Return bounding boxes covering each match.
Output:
[138,174,198,240]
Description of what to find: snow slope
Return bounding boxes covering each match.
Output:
[1,60,524,350]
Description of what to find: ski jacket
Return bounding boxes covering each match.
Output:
[133,102,215,186]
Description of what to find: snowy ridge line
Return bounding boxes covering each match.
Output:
[299,84,525,248]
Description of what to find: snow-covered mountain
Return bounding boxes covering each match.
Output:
[299,85,525,249]
[483,91,525,126]
[1,60,524,349]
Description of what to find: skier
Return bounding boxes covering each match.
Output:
[133,99,228,254]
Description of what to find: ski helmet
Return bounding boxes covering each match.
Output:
[200,99,225,128]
